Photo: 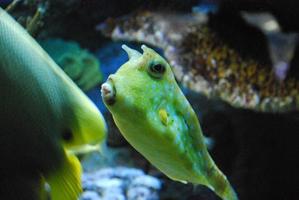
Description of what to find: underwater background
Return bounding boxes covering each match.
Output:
[1,0,299,200]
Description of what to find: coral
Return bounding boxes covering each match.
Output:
[80,167,161,200]
[99,10,299,112]
[39,38,103,92]
[3,0,47,36]
[177,25,299,112]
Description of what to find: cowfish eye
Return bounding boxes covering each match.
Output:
[148,62,166,78]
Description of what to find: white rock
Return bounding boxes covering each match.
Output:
[82,167,162,200]
[83,179,98,190]
[102,186,123,196]
[94,178,123,190]
[114,167,144,180]
[130,175,162,190]
[94,168,117,179]
[127,186,159,200]
[102,192,126,200]
[80,191,102,200]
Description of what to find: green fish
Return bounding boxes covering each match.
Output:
[101,45,237,200]
[0,7,107,200]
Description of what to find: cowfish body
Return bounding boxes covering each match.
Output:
[0,7,107,200]
[101,45,237,200]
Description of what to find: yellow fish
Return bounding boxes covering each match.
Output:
[0,7,106,200]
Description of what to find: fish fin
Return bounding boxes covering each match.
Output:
[167,175,188,184]
[46,151,82,200]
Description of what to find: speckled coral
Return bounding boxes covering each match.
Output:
[99,11,299,112]
[175,26,299,112]
[39,38,103,91]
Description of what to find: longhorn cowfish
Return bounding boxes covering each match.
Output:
[101,45,238,200]
[0,7,107,200]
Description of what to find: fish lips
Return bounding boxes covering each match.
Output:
[101,78,116,106]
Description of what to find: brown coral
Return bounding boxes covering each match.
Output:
[99,10,299,112]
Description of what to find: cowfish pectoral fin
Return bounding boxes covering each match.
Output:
[46,151,82,200]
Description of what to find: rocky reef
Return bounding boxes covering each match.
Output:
[80,167,161,200]
[99,10,299,112]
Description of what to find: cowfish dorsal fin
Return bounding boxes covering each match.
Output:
[46,151,82,200]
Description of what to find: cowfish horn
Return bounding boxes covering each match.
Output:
[122,44,142,60]
[141,44,149,52]
[141,44,156,55]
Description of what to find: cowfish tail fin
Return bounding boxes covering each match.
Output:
[46,151,82,200]
[206,164,238,200]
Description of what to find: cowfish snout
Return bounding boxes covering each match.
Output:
[101,77,116,105]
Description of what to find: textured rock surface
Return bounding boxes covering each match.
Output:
[80,167,162,200]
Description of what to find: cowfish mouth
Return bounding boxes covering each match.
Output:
[101,44,143,106]
[101,77,116,106]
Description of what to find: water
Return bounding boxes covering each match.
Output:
[1,1,299,200]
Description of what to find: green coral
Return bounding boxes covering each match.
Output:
[39,38,102,91]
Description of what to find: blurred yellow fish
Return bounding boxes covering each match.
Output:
[0,7,107,200]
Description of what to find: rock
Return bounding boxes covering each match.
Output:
[94,178,123,192]
[80,191,102,200]
[130,175,162,190]
[103,188,126,200]
[94,168,118,179]
[114,167,144,180]
[127,186,159,200]
[81,167,162,200]
[99,10,299,112]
